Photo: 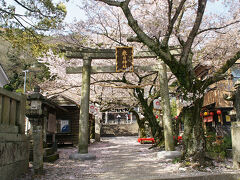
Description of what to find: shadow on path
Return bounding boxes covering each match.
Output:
[18,136,240,180]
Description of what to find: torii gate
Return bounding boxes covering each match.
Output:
[64,47,178,159]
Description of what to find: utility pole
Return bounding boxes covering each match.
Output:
[22,70,29,93]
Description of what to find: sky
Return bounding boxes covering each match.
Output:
[9,0,86,23]
[9,0,229,25]
[64,0,86,23]
[64,0,228,23]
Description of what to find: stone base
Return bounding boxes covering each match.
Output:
[95,133,100,142]
[157,151,182,160]
[69,153,96,161]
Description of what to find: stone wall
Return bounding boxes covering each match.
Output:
[0,88,29,180]
[0,134,29,180]
[101,123,139,136]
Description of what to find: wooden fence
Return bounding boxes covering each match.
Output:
[0,87,26,134]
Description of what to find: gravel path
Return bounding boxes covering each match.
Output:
[18,136,240,180]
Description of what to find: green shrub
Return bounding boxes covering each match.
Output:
[206,133,232,159]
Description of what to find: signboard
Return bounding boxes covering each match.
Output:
[89,104,99,115]
[60,120,70,133]
[116,47,133,72]
[226,115,231,122]
[89,104,95,114]
[203,116,213,123]
[153,99,161,110]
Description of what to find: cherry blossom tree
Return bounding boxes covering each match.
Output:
[85,0,240,162]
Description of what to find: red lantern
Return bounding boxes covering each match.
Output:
[200,113,203,117]
[217,110,221,115]
[155,115,159,119]
[209,112,214,116]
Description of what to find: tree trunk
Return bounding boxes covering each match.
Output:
[144,109,163,141]
[158,60,174,151]
[182,97,205,163]
[135,88,163,142]
[131,110,146,138]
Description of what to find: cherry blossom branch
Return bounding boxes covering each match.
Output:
[163,0,187,46]
[203,50,240,89]
[180,0,207,64]
[197,20,240,35]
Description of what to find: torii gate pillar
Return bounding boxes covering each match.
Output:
[78,56,91,153]
[69,56,96,160]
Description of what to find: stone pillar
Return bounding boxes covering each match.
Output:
[78,57,91,153]
[130,112,133,124]
[69,57,96,161]
[32,123,43,174]
[52,133,57,152]
[95,113,101,142]
[176,96,181,116]
[105,112,108,124]
[42,109,47,147]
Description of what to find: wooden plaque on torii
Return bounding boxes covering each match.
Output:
[116,47,133,72]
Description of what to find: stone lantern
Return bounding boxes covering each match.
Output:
[26,85,45,174]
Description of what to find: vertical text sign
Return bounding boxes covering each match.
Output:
[116,47,134,72]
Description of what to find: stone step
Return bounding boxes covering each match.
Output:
[43,153,59,162]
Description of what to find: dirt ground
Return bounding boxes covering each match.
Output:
[17,136,240,180]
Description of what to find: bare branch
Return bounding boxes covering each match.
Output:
[149,73,158,96]
[0,8,24,17]
[127,36,141,42]
[13,0,57,18]
[14,0,37,13]
[97,0,121,6]
[97,83,158,89]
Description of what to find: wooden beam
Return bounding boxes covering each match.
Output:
[61,46,181,59]
[65,50,158,59]
[66,65,160,74]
